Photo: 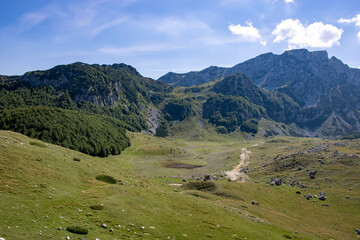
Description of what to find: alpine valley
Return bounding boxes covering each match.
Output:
[0,49,359,240]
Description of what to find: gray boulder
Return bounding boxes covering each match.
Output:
[309,170,317,179]
[204,175,213,181]
[275,178,282,186]
[319,192,327,200]
[305,193,312,200]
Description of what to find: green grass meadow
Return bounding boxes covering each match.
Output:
[0,129,359,239]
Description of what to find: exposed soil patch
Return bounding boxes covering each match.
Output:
[162,161,205,169]
[225,148,251,182]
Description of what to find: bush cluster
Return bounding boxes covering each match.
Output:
[183,181,216,191]
[95,174,117,184]
[66,226,88,235]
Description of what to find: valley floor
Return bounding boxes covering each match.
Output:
[0,130,359,239]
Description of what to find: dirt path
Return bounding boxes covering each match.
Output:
[225,148,251,182]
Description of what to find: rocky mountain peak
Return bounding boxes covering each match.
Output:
[282,49,328,62]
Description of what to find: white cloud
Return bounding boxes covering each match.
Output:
[339,14,360,41]
[338,14,360,27]
[260,41,267,46]
[228,22,261,41]
[272,19,343,48]
[284,0,295,3]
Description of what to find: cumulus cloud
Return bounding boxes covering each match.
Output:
[339,14,360,41]
[284,0,295,3]
[228,22,261,41]
[272,19,343,48]
[338,14,360,26]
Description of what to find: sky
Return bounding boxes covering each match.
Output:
[0,0,359,79]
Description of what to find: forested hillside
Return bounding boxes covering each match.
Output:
[0,107,130,157]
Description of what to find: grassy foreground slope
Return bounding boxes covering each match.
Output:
[0,130,359,239]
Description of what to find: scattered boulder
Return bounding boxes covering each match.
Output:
[296,191,301,194]
[319,192,327,201]
[356,229,360,235]
[345,196,350,199]
[204,175,213,181]
[252,200,259,205]
[304,193,312,200]
[297,167,302,171]
[275,178,282,186]
[101,223,108,228]
[318,159,325,164]
[309,170,317,179]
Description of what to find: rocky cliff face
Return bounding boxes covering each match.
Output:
[20,62,170,106]
[159,49,360,137]
[160,49,360,107]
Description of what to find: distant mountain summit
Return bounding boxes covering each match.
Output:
[159,49,360,107]
[159,49,360,136]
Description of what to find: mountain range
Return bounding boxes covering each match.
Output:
[159,49,360,137]
[1,49,360,157]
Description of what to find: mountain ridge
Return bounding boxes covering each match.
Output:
[159,49,360,137]
[1,50,360,154]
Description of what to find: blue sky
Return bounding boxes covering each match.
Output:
[0,0,359,79]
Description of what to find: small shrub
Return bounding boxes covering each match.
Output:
[73,157,81,162]
[183,181,216,191]
[240,119,259,134]
[95,174,117,184]
[155,121,168,137]
[214,191,242,200]
[29,142,47,148]
[216,126,228,134]
[66,226,88,235]
[90,205,104,210]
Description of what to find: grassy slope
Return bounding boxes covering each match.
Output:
[0,130,359,239]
